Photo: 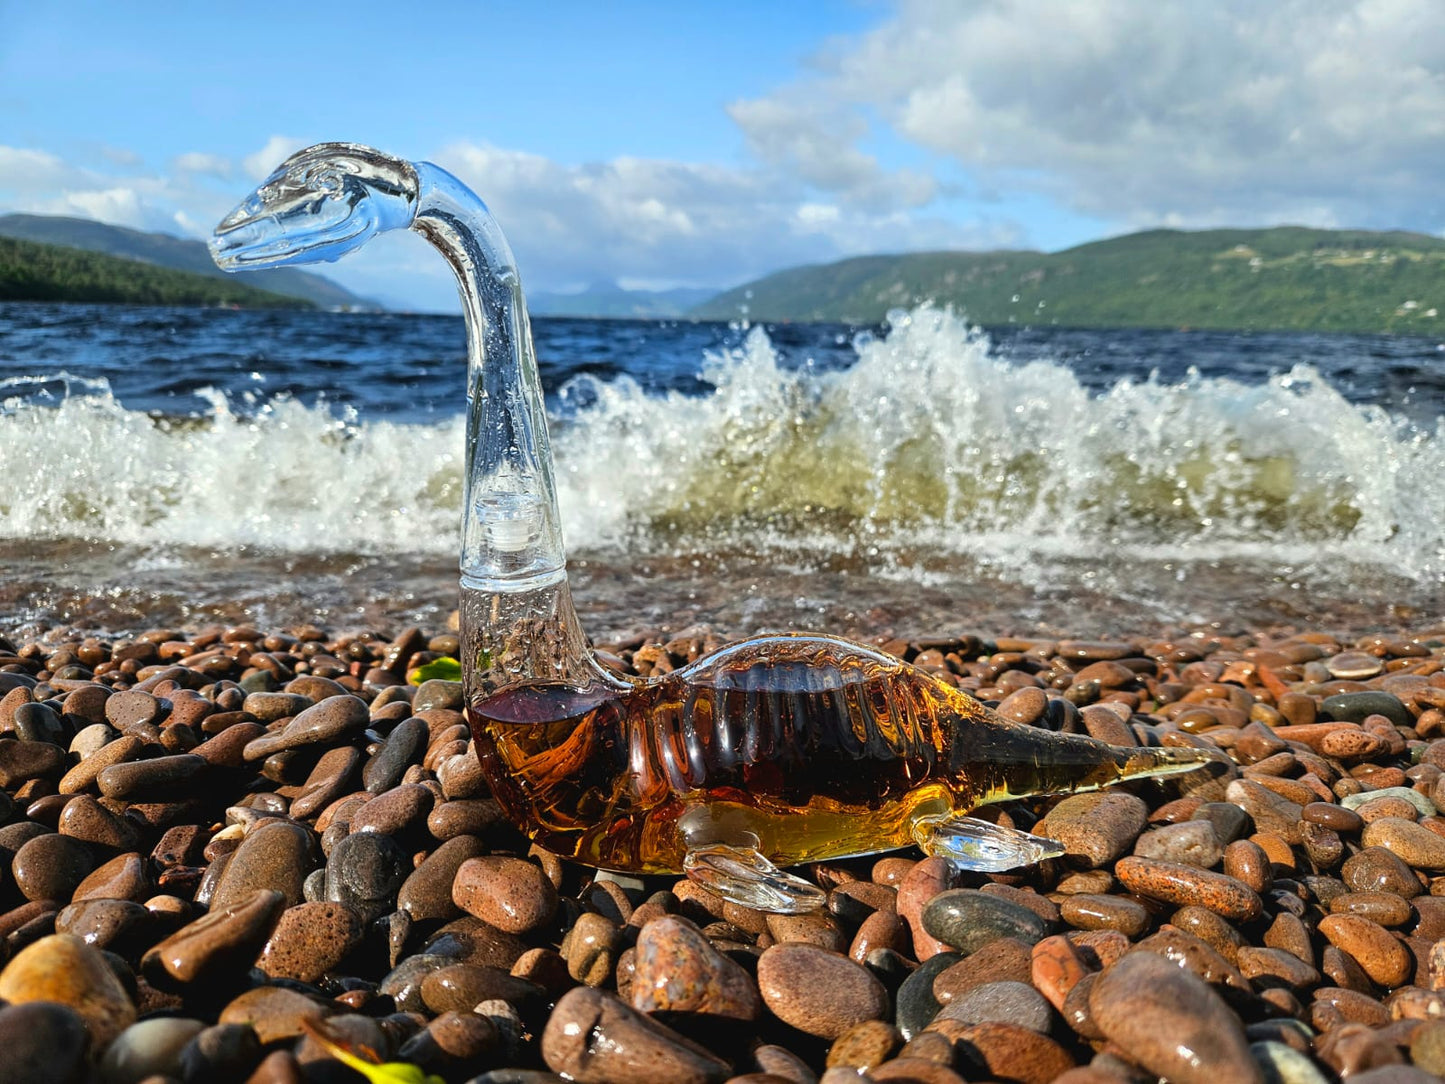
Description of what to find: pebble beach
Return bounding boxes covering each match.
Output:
[1,617,1445,1083]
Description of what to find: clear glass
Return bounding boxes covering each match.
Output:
[212,143,1216,911]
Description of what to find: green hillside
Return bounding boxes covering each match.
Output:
[0,213,376,310]
[0,236,312,308]
[692,227,1445,334]
[531,282,718,318]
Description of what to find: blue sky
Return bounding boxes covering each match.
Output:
[3,1,1444,310]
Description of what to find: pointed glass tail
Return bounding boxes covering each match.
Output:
[1111,743,1220,782]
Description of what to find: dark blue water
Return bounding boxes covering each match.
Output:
[4,302,1442,423]
[1,301,1442,636]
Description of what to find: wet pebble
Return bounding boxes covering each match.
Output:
[255,901,365,983]
[97,753,206,798]
[1114,855,1262,920]
[920,888,1051,953]
[0,932,136,1048]
[1089,951,1263,1084]
[421,963,543,1014]
[1323,691,1410,727]
[12,831,94,901]
[104,690,163,729]
[454,855,560,934]
[941,1021,1075,1084]
[217,985,334,1045]
[398,834,486,922]
[1304,801,1364,833]
[1059,893,1149,937]
[1035,791,1148,868]
[1361,817,1445,869]
[242,694,369,759]
[1344,847,1423,897]
[757,943,890,1040]
[560,911,622,987]
[934,979,1052,1033]
[98,1016,206,1084]
[541,987,729,1084]
[55,897,151,953]
[1317,914,1412,987]
[894,951,961,1039]
[631,914,760,1020]
[0,1000,91,1084]
[364,716,428,792]
[142,888,284,987]
[1343,786,1436,817]
[1134,819,1224,868]
[1250,1039,1331,1084]
[210,819,313,911]
[350,782,433,836]
[896,856,954,959]
[323,830,411,923]
[0,740,67,787]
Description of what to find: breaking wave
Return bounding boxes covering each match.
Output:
[2,307,1442,588]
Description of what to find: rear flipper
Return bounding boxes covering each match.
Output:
[912,812,1065,872]
[683,842,826,913]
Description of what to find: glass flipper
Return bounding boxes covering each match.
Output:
[683,842,827,913]
[912,812,1065,872]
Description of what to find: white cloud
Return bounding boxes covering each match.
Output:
[0,142,240,237]
[99,146,143,168]
[433,141,1006,293]
[55,187,147,227]
[727,95,936,211]
[243,136,307,181]
[0,132,1017,308]
[0,146,69,187]
[173,151,232,178]
[734,0,1445,233]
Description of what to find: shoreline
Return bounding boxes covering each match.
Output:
[4,537,1441,647]
[0,616,1444,1079]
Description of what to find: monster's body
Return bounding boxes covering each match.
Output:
[468,632,1202,875]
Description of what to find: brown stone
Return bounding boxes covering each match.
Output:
[631,915,759,1020]
[757,943,890,1040]
[541,987,729,1084]
[1035,792,1148,868]
[0,933,136,1048]
[1318,914,1413,987]
[143,888,285,986]
[255,901,365,983]
[1114,856,1262,920]
[453,856,559,935]
[1089,951,1262,1084]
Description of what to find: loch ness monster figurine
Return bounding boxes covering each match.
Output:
[211,143,1213,913]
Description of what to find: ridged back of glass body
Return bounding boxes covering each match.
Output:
[468,634,1002,872]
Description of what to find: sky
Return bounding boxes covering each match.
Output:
[3,0,1445,311]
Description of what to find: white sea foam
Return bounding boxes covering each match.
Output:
[2,308,1442,588]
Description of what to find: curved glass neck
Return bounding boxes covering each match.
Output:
[411,161,566,593]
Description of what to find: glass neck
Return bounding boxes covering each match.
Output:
[410,162,596,694]
[411,161,567,593]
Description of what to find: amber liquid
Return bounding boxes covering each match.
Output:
[467,634,1163,873]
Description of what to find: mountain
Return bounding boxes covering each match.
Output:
[530,281,718,319]
[0,235,310,308]
[690,227,1445,334]
[0,214,378,310]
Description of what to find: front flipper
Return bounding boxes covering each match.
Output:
[912,813,1064,872]
[683,842,826,913]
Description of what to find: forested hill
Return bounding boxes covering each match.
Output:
[0,214,374,310]
[0,236,312,308]
[691,227,1445,334]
